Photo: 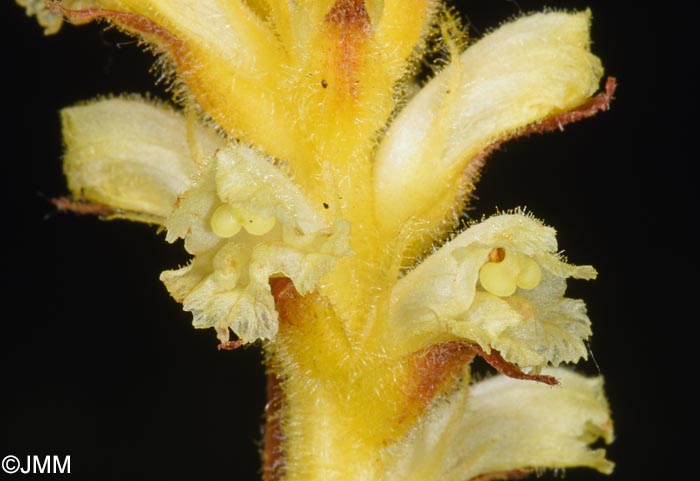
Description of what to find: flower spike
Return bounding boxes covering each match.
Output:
[20,2,615,480]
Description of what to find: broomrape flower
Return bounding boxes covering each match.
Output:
[20,0,616,480]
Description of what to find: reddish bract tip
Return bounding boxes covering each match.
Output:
[52,196,115,216]
[217,340,244,351]
[471,344,559,386]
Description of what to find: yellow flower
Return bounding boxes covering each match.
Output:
[22,1,615,480]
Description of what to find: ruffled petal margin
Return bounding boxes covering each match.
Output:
[161,143,351,343]
[383,368,614,481]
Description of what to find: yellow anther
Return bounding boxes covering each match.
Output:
[516,255,542,290]
[210,204,277,238]
[479,262,517,297]
[210,204,243,238]
[480,248,543,296]
[242,212,276,236]
[479,248,519,297]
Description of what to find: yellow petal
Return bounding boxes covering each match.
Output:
[383,368,614,480]
[386,213,596,367]
[49,0,437,203]
[374,11,603,237]
[373,0,435,79]
[449,291,522,350]
[53,0,295,161]
[61,96,221,224]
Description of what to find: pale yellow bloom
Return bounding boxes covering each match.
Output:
[22,1,614,480]
[161,143,351,343]
[386,213,597,367]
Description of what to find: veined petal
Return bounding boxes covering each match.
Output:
[374,11,603,236]
[61,96,221,224]
[160,242,345,342]
[386,213,596,367]
[382,368,614,481]
[40,0,438,191]
[161,143,351,343]
[51,0,296,162]
[489,271,594,367]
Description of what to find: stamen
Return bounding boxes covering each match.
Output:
[479,249,542,296]
[210,204,243,238]
[242,211,276,236]
[210,205,277,238]
[479,249,518,297]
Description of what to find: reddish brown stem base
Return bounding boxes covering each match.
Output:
[262,372,286,481]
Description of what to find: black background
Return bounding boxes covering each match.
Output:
[2,1,692,480]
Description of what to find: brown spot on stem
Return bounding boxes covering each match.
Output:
[323,0,371,98]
